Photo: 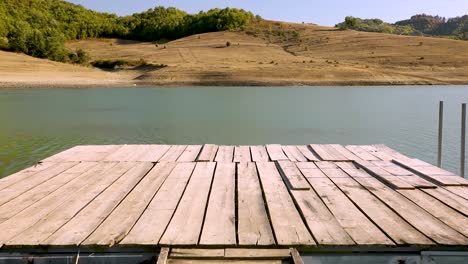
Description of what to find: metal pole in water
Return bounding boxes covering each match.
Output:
[461,103,466,177]
[437,101,443,168]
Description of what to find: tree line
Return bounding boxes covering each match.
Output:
[0,0,254,63]
[336,14,468,40]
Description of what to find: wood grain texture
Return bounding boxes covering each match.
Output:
[0,162,122,246]
[0,162,98,224]
[351,176,468,245]
[355,161,415,189]
[159,145,188,162]
[256,162,315,246]
[0,162,56,191]
[393,159,468,186]
[46,162,176,246]
[0,162,78,207]
[421,188,468,217]
[237,163,275,246]
[137,145,171,162]
[345,145,380,161]
[215,146,235,162]
[9,162,153,246]
[197,144,218,162]
[398,189,468,237]
[234,146,252,162]
[276,161,310,190]
[160,162,216,245]
[177,145,203,162]
[310,144,348,161]
[265,144,288,161]
[281,146,308,162]
[121,162,196,245]
[103,145,151,161]
[304,165,393,246]
[296,146,320,161]
[250,146,270,162]
[328,168,432,245]
[290,189,355,246]
[444,186,468,200]
[200,163,236,246]
[42,145,123,162]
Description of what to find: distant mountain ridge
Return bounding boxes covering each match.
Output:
[336,14,468,40]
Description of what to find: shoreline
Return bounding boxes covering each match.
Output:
[1,79,467,89]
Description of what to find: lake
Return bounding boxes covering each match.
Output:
[0,86,467,178]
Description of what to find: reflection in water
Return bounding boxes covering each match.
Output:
[0,86,467,177]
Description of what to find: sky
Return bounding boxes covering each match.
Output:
[67,0,468,26]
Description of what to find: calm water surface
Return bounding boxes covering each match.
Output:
[0,86,467,178]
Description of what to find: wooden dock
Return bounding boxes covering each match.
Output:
[0,144,467,262]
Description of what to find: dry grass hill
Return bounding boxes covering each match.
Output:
[2,20,468,87]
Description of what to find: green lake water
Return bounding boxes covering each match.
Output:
[0,86,467,178]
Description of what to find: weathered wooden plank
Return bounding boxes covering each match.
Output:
[305,164,394,246]
[350,176,468,245]
[371,161,436,188]
[394,159,468,186]
[355,161,415,189]
[167,260,282,264]
[0,162,122,246]
[233,146,251,162]
[290,189,355,246]
[295,162,327,178]
[157,247,170,264]
[360,145,395,161]
[444,186,468,200]
[398,189,468,237]
[237,163,275,246]
[335,162,373,178]
[41,145,123,162]
[281,146,308,162]
[197,144,218,162]
[215,146,235,162]
[421,188,468,217]
[200,163,236,246]
[296,146,320,161]
[224,248,291,259]
[46,162,176,246]
[177,145,203,162]
[310,144,347,161]
[0,162,98,224]
[276,161,310,190]
[0,162,56,191]
[372,144,411,160]
[120,162,196,245]
[159,162,216,246]
[8,162,153,246]
[0,162,79,207]
[327,168,433,245]
[329,144,360,160]
[290,248,304,264]
[170,248,225,258]
[137,145,171,162]
[103,145,152,162]
[265,144,288,161]
[159,145,187,162]
[345,145,380,161]
[256,162,315,246]
[250,146,269,162]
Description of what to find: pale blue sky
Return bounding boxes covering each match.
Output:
[67,0,468,26]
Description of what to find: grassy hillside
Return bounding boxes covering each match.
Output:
[62,21,468,86]
[0,0,254,63]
